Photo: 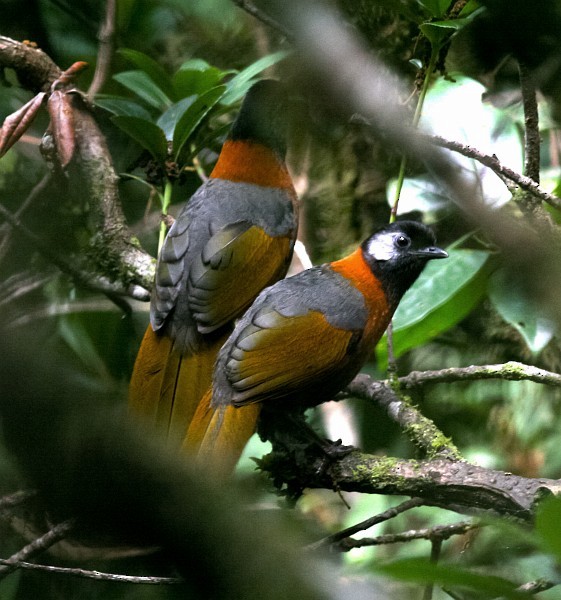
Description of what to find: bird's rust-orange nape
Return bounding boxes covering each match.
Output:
[330,248,392,342]
[210,140,295,191]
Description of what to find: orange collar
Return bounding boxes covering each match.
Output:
[210,140,294,190]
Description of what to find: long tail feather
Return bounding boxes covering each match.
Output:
[128,326,229,447]
[183,391,261,474]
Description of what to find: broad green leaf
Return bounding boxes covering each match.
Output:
[157,96,196,141]
[221,50,292,105]
[173,85,227,160]
[387,175,450,215]
[377,249,493,363]
[118,49,175,99]
[536,496,561,562]
[178,58,213,71]
[173,67,228,99]
[488,268,556,354]
[94,96,153,120]
[113,70,172,110]
[112,116,168,162]
[378,557,529,599]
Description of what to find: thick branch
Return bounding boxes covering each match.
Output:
[519,62,540,184]
[344,375,461,460]
[264,450,561,521]
[88,0,117,98]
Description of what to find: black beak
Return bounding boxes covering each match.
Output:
[413,246,448,260]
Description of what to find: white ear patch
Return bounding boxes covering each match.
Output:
[366,232,398,261]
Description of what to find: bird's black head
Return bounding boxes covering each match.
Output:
[228,79,289,158]
[361,221,448,309]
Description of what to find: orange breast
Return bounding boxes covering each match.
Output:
[210,140,295,191]
[331,248,392,345]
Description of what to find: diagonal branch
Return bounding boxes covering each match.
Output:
[0,519,75,577]
[88,0,117,98]
[427,134,561,210]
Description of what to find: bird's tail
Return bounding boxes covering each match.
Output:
[182,389,261,474]
[128,326,230,447]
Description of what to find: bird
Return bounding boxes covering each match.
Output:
[128,79,299,447]
[184,220,447,472]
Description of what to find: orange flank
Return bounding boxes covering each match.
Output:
[331,248,391,342]
[210,140,294,190]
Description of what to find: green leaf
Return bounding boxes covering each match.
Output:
[157,96,196,141]
[113,70,172,110]
[536,496,561,562]
[416,0,450,18]
[420,10,485,48]
[94,95,153,120]
[221,50,292,105]
[112,116,168,162]
[118,48,175,99]
[378,557,529,599]
[173,66,228,99]
[377,249,493,363]
[172,85,227,160]
[488,268,556,354]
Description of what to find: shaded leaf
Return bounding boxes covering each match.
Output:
[47,90,75,168]
[488,268,556,354]
[173,58,232,98]
[416,0,450,18]
[113,70,172,110]
[221,50,292,105]
[111,116,168,162]
[378,249,493,363]
[0,92,46,157]
[378,557,529,599]
[536,496,561,562]
[118,49,175,99]
[157,96,196,141]
[172,85,227,160]
[94,95,153,120]
[420,9,485,48]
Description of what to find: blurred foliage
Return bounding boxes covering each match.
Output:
[2,0,561,598]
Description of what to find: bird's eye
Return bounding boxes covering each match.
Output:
[395,235,410,248]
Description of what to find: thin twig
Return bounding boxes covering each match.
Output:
[0,519,75,577]
[0,490,36,510]
[339,521,480,551]
[307,497,425,550]
[0,201,147,302]
[397,361,561,389]
[427,135,561,210]
[0,559,183,584]
[88,0,117,98]
[422,537,443,600]
[0,172,51,262]
[231,0,293,39]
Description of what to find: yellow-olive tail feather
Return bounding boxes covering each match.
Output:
[128,326,230,447]
[183,391,261,474]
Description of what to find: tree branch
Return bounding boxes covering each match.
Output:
[0,558,183,584]
[231,0,293,39]
[263,450,561,521]
[344,375,462,460]
[397,361,561,389]
[88,0,117,98]
[0,519,75,577]
[307,497,425,550]
[0,36,155,298]
[427,134,561,210]
[339,521,479,551]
